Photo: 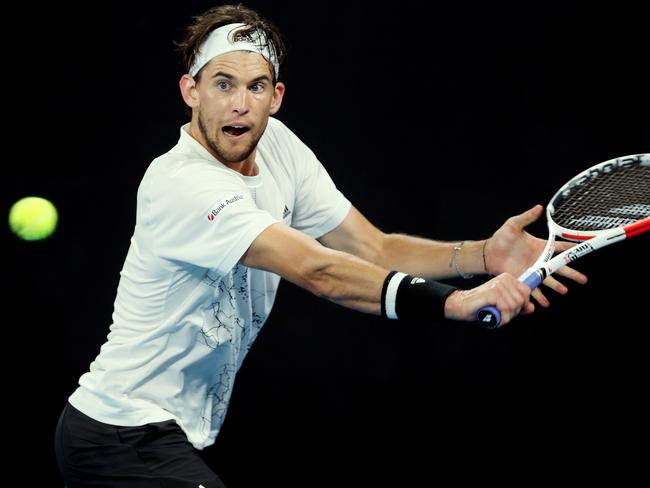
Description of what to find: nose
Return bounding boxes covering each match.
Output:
[232,87,250,115]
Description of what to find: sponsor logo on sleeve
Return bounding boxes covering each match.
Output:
[206,194,245,221]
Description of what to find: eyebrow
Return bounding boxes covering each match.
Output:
[211,71,272,84]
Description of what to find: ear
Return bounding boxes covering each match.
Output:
[269,82,285,115]
[179,74,199,108]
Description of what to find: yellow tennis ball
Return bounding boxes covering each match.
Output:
[9,196,59,241]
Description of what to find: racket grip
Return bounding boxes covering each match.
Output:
[520,269,543,290]
[475,268,544,328]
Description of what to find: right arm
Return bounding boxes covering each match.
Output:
[241,223,533,326]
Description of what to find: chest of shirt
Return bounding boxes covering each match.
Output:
[248,158,294,226]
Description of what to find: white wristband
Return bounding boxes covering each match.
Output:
[384,272,407,319]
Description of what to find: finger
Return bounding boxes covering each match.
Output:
[502,280,530,319]
[500,297,528,325]
[512,281,534,317]
[520,301,535,315]
[491,274,532,326]
[555,265,588,284]
[554,241,578,252]
[509,204,543,229]
[542,275,569,294]
[488,277,517,325]
[531,287,550,308]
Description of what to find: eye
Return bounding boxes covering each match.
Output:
[250,83,264,93]
[216,80,230,91]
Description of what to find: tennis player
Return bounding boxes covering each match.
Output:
[55,5,587,486]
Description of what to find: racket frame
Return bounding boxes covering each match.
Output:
[477,153,650,328]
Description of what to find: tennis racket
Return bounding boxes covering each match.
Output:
[477,153,650,329]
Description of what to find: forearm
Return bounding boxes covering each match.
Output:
[243,223,389,315]
[379,233,487,279]
[304,247,388,315]
[310,247,528,327]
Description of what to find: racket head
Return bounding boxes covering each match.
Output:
[546,154,650,242]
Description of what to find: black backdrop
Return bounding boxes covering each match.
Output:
[5,1,649,486]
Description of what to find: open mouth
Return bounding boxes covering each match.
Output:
[222,126,250,137]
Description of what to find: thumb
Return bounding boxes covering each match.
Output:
[510,204,543,229]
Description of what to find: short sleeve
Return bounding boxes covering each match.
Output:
[266,120,351,238]
[147,163,279,274]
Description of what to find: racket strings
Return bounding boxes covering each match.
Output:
[552,164,650,231]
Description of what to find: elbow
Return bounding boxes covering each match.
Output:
[306,265,338,301]
[301,250,342,301]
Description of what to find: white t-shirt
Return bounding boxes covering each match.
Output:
[69,117,351,449]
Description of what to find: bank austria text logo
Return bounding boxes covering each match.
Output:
[207,194,244,221]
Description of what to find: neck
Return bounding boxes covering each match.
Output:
[226,156,258,176]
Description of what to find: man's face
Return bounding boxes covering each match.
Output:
[193,51,282,164]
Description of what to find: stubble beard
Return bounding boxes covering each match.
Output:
[198,111,259,164]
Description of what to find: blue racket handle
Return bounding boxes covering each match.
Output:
[476,269,544,328]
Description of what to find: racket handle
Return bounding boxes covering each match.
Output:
[520,268,544,290]
[475,268,544,328]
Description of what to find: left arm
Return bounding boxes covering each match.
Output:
[318,206,483,279]
[319,205,588,307]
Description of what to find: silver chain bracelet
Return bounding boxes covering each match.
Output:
[451,241,474,279]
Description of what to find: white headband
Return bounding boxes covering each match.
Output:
[189,23,279,79]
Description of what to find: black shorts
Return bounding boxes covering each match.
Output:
[55,402,226,488]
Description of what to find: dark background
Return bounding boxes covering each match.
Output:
[4,1,649,485]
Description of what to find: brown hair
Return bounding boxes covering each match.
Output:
[175,4,286,83]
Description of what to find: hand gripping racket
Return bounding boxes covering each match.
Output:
[477,153,650,329]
